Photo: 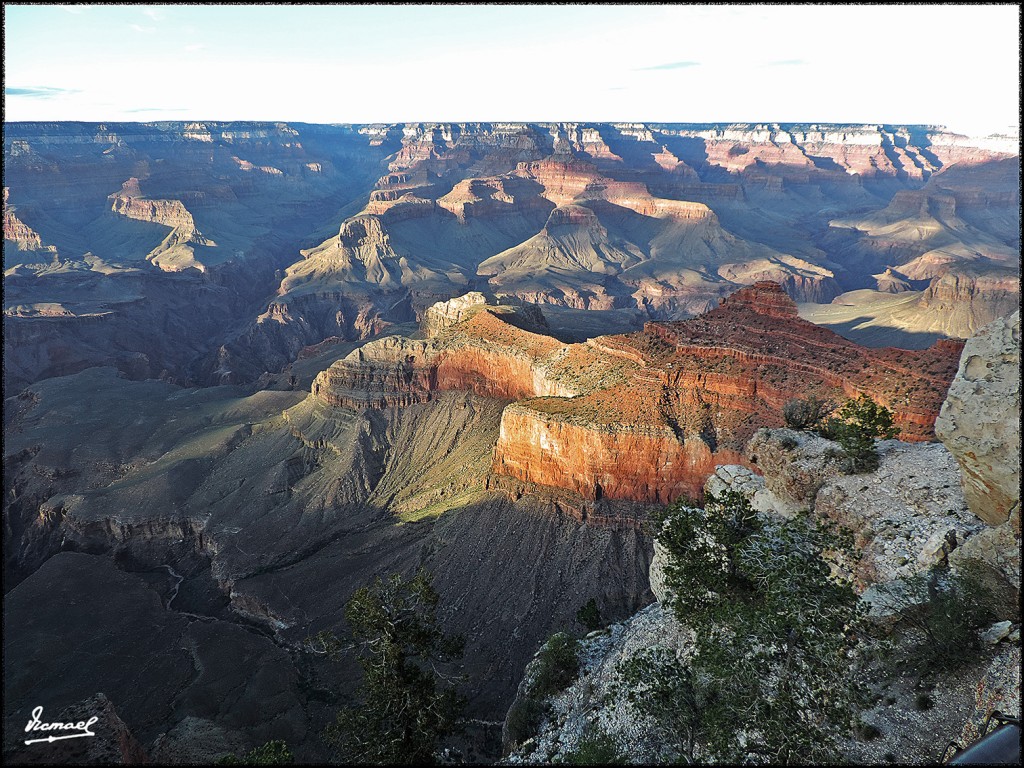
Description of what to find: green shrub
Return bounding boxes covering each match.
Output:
[817,394,899,474]
[320,571,464,765]
[782,396,834,431]
[914,692,934,711]
[216,740,293,765]
[575,598,603,632]
[563,724,626,765]
[530,632,581,700]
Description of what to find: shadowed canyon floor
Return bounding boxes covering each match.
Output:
[3,361,653,762]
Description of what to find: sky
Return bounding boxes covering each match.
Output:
[3,4,1020,135]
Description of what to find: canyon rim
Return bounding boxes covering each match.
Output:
[3,4,1020,766]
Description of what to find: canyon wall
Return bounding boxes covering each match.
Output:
[315,285,963,507]
[6,121,1016,389]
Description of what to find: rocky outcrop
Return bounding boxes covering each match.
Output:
[313,336,437,409]
[811,440,984,586]
[316,286,961,507]
[3,187,56,254]
[507,428,1012,764]
[715,427,987,587]
[504,604,691,764]
[422,291,489,338]
[745,428,843,513]
[514,157,600,207]
[949,503,1021,597]
[935,311,1021,526]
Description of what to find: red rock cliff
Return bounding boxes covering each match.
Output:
[314,286,963,506]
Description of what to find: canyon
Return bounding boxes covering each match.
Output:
[2,121,1019,764]
[4,122,1019,391]
[504,310,1020,766]
[316,283,963,502]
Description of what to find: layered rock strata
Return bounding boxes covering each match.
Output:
[315,285,963,504]
[3,187,55,254]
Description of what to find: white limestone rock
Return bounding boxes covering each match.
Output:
[745,428,843,514]
[421,292,488,338]
[813,440,984,586]
[935,311,1020,526]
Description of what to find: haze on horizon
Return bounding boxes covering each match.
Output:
[3,3,1020,136]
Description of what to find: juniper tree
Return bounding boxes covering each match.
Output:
[619,492,865,764]
[314,571,464,765]
[818,394,899,473]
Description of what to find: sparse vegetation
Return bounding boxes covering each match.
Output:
[575,598,603,632]
[817,394,899,473]
[632,491,865,764]
[216,740,293,765]
[318,571,465,765]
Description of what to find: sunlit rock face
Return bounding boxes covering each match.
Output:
[5,121,1016,390]
[317,285,963,505]
[936,310,1021,526]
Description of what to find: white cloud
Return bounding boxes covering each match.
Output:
[129,24,155,34]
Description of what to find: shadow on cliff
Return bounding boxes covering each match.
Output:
[815,315,946,350]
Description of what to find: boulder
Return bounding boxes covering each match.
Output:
[812,441,983,586]
[949,502,1021,593]
[980,621,1014,646]
[936,311,1020,526]
[746,428,843,514]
